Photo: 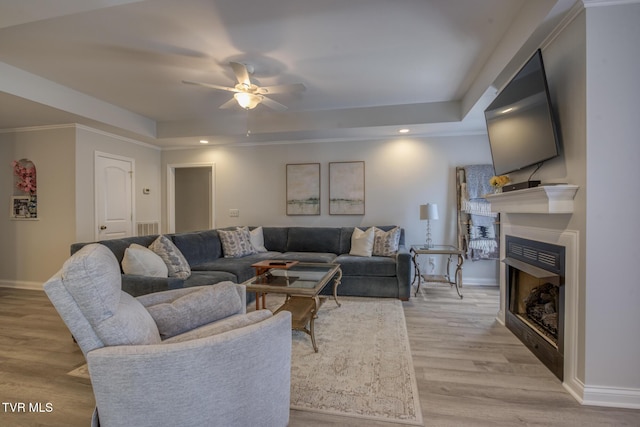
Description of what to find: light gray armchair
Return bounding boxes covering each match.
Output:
[44,243,292,427]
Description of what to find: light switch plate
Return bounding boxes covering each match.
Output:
[229,209,239,217]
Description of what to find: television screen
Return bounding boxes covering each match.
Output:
[484,49,560,176]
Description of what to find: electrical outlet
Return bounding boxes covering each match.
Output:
[229,209,239,217]
[428,257,436,274]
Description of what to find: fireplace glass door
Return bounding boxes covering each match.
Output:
[509,269,560,346]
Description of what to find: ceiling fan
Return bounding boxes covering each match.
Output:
[182,62,305,111]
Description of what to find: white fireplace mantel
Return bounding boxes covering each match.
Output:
[486,185,579,214]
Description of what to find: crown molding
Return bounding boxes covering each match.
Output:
[0,123,160,151]
[582,0,640,7]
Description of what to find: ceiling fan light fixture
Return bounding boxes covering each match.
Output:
[234,92,263,109]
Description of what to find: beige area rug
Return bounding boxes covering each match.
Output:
[287,297,423,425]
[68,297,422,425]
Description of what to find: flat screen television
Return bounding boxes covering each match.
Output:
[484,49,560,176]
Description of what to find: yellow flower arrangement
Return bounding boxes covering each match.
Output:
[489,175,510,188]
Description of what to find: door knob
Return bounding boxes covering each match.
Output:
[100,225,107,230]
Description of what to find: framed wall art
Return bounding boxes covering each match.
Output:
[10,196,31,219]
[286,163,320,215]
[329,161,365,215]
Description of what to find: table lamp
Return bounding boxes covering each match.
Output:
[420,203,439,248]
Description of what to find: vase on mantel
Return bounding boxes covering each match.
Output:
[493,187,502,194]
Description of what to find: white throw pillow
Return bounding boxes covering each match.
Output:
[122,243,169,277]
[349,227,375,257]
[239,226,268,252]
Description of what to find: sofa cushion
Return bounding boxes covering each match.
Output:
[183,270,238,287]
[193,254,269,283]
[335,254,397,277]
[122,244,168,277]
[261,227,289,252]
[71,235,159,270]
[61,244,161,346]
[276,252,337,264]
[372,226,401,257]
[349,227,375,257]
[149,235,191,279]
[219,228,257,258]
[171,230,223,266]
[145,282,243,339]
[286,227,341,254]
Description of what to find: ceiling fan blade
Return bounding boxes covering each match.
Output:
[258,83,306,95]
[219,98,238,109]
[182,80,239,93]
[230,62,252,87]
[260,96,288,112]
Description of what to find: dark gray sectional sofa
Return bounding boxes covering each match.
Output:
[70,226,412,301]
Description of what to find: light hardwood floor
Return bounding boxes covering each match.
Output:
[1,285,638,426]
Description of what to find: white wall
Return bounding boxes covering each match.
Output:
[0,125,162,287]
[162,135,498,284]
[75,126,162,242]
[0,126,76,286]
[584,3,640,395]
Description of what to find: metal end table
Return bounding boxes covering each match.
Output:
[410,245,464,299]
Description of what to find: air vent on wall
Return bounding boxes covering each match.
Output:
[137,222,159,236]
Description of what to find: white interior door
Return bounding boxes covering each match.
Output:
[95,153,134,240]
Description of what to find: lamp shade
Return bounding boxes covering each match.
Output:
[419,203,439,220]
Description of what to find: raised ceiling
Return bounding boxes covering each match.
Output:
[0,0,576,148]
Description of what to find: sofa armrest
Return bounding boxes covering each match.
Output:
[396,245,412,300]
[121,274,183,297]
[87,311,292,427]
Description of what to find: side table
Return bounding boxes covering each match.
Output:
[410,245,464,299]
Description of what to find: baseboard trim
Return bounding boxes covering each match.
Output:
[581,385,640,409]
[461,278,499,286]
[0,280,43,291]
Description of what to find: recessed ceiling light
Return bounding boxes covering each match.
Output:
[398,129,410,134]
[199,140,209,144]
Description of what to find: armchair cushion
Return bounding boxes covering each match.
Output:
[59,243,161,347]
[163,310,273,344]
[145,282,243,339]
[97,292,162,346]
[61,243,122,323]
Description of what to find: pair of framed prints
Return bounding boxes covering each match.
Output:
[286,161,364,216]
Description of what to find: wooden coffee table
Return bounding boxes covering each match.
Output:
[243,263,342,352]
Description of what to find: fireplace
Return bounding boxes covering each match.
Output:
[504,235,565,380]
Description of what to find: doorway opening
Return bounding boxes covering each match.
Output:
[167,163,215,233]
